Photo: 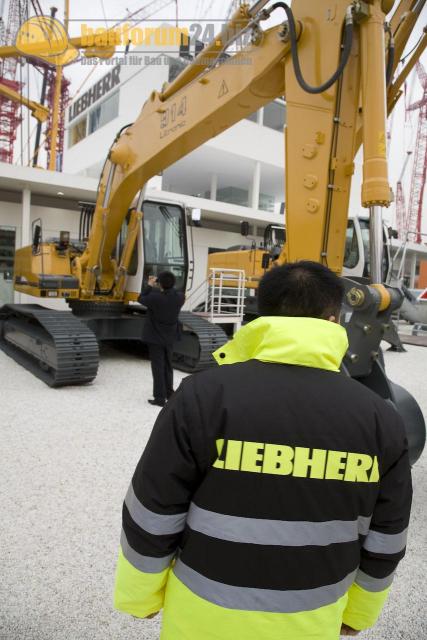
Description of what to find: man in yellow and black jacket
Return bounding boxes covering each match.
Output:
[114,261,412,640]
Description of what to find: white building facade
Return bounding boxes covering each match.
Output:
[64,45,287,214]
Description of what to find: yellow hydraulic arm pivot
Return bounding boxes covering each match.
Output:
[68,0,424,300]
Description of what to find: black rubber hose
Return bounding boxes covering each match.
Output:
[79,210,83,243]
[96,122,135,195]
[385,24,395,86]
[271,2,354,94]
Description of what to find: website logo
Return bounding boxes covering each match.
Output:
[15,16,79,66]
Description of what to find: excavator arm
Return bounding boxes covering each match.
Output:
[76,5,292,298]
[74,0,425,302]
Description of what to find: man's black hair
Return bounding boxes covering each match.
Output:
[158,271,176,290]
[258,261,344,320]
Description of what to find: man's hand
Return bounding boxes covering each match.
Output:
[341,624,360,636]
[148,276,158,287]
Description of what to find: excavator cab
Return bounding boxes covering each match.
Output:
[122,199,192,300]
[141,201,189,293]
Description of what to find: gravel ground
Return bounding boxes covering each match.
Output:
[0,343,426,640]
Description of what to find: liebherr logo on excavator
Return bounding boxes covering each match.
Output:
[160,96,187,139]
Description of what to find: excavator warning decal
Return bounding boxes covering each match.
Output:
[218,80,229,99]
[417,288,427,301]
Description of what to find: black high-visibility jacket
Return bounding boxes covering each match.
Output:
[114,317,412,640]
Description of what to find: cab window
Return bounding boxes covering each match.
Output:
[344,221,359,269]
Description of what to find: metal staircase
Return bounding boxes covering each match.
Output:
[187,268,246,333]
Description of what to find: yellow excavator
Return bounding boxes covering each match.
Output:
[0,0,425,463]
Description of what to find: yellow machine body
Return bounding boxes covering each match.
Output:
[14,244,80,300]
[208,249,269,290]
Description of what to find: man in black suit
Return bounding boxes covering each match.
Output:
[139,271,185,407]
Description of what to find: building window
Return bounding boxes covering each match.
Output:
[217,186,249,207]
[88,91,119,135]
[263,100,286,132]
[259,193,275,213]
[69,116,87,148]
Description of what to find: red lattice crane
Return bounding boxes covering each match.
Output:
[406,61,427,244]
[0,0,27,164]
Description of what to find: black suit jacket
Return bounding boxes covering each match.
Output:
[139,286,185,346]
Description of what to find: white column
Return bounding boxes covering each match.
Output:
[257,108,264,126]
[18,187,31,303]
[210,174,218,201]
[251,161,261,210]
[21,187,31,248]
[409,253,417,288]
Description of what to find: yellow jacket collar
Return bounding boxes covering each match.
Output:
[213,317,349,372]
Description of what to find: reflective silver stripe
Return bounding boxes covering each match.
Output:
[363,528,408,554]
[174,559,357,613]
[125,484,187,535]
[187,503,371,546]
[120,530,174,574]
[358,516,372,536]
[355,569,395,592]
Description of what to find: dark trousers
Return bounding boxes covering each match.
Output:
[148,343,174,402]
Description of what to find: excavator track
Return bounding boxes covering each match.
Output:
[174,311,228,373]
[66,303,227,374]
[0,305,99,387]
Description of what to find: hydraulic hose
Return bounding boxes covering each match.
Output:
[98,122,134,193]
[270,2,354,94]
[385,23,395,86]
